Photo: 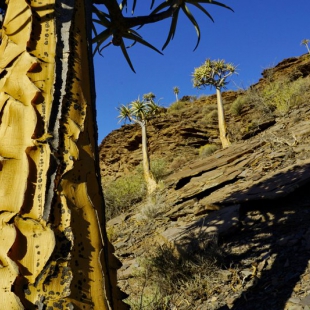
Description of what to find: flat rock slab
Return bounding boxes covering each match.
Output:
[159,205,240,254]
[200,159,310,207]
[164,148,310,218]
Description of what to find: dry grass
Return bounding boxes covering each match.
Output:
[199,144,219,157]
[239,76,310,117]
[230,96,247,116]
[135,191,166,222]
[125,236,227,309]
[167,100,189,113]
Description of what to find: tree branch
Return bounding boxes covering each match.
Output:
[93,0,179,29]
[124,6,177,28]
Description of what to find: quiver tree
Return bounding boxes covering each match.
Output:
[0,0,128,308]
[0,0,232,308]
[301,39,310,55]
[192,59,237,148]
[118,93,160,194]
[173,86,180,102]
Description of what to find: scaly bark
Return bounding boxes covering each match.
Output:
[0,0,127,308]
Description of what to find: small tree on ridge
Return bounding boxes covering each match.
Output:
[192,59,237,148]
[173,86,180,102]
[301,39,310,55]
[118,93,160,194]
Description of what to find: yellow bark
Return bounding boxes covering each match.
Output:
[0,0,127,308]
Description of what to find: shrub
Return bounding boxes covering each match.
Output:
[150,158,169,182]
[103,174,146,220]
[136,158,169,182]
[126,237,226,309]
[202,103,217,114]
[279,77,310,112]
[237,87,270,117]
[202,109,218,124]
[257,77,310,115]
[230,96,247,116]
[167,100,189,113]
[136,192,166,221]
[199,144,218,157]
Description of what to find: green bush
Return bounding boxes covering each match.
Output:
[103,174,146,220]
[230,96,247,116]
[136,158,169,182]
[167,100,188,113]
[276,77,309,113]
[150,158,169,182]
[202,109,218,124]
[199,144,218,157]
[250,77,310,115]
[202,103,217,114]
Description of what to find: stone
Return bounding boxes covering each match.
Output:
[118,258,140,280]
[301,295,310,306]
[288,297,301,304]
[107,213,128,226]
[159,205,240,254]
[219,270,233,282]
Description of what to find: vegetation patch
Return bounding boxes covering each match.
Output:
[136,158,169,183]
[238,76,310,117]
[135,192,166,221]
[230,96,247,116]
[199,144,219,157]
[167,100,189,113]
[150,158,169,182]
[104,174,146,220]
[125,237,226,309]
[201,103,218,124]
[203,103,217,114]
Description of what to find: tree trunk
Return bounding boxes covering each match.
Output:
[0,0,127,309]
[141,121,157,194]
[216,88,231,148]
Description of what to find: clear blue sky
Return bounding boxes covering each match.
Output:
[94,0,310,143]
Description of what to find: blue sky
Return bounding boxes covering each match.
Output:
[94,0,310,143]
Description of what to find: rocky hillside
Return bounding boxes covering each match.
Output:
[99,53,310,309]
[99,53,310,183]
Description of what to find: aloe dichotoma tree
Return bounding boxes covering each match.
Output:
[301,39,310,55]
[0,0,232,308]
[118,93,159,194]
[173,86,180,102]
[192,59,237,148]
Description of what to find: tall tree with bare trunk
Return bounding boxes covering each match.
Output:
[118,93,159,194]
[192,59,237,148]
